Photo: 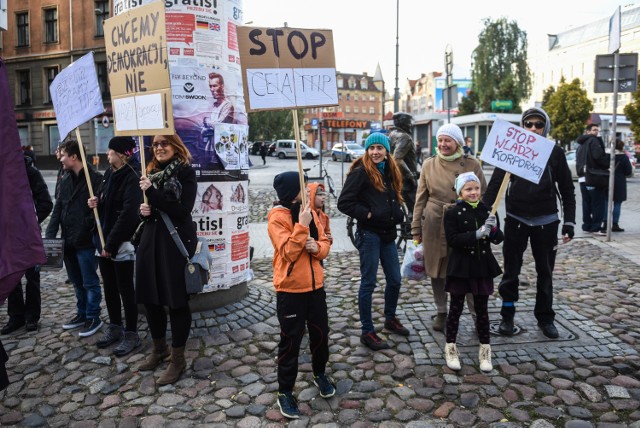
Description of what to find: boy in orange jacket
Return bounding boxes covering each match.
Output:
[267,171,334,419]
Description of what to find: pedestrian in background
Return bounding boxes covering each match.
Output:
[463,136,475,156]
[338,132,410,351]
[1,155,52,334]
[260,141,268,165]
[45,139,103,337]
[602,138,633,232]
[88,136,142,356]
[136,134,197,385]
[443,172,503,372]
[575,124,609,235]
[412,124,483,332]
[268,171,334,419]
[483,107,575,339]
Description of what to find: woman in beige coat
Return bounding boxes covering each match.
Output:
[411,124,486,331]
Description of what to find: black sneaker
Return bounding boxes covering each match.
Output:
[384,317,410,336]
[79,318,104,338]
[360,331,390,351]
[62,315,86,330]
[1,318,25,335]
[96,324,123,348]
[113,331,141,357]
[277,392,300,419]
[538,322,559,339]
[25,321,38,332]
[313,373,336,398]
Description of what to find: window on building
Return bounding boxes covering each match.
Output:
[16,12,30,47]
[370,95,375,102]
[370,107,375,114]
[43,66,59,103]
[96,62,110,99]
[17,70,31,105]
[360,78,368,90]
[348,78,356,89]
[337,77,343,88]
[338,93,342,100]
[346,106,351,113]
[337,106,342,112]
[43,8,58,43]
[354,107,359,113]
[346,93,350,101]
[95,0,109,37]
[354,94,359,101]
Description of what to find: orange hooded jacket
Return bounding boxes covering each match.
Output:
[267,205,331,293]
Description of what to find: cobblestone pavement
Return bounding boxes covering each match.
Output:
[1,235,640,427]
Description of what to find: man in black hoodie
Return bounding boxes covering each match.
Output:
[483,107,576,339]
[575,124,609,234]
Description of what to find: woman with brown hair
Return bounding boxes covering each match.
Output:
[136,134,197,385]
[338,132,410,351]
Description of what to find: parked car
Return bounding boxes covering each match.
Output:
[331,142,365,161]
[271,140,320,159]
[565,150,578,181]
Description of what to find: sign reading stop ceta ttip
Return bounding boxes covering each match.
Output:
[479,119,555,184]
[236,26,339,111]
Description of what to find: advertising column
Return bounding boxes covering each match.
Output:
[113,0,250,291]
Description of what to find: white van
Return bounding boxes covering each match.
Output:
[272,140,320,159]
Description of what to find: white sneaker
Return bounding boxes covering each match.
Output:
[479,344,493,372]
[444,343,461,371]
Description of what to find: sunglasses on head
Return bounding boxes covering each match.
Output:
[152,140,170,149]
[524,121,545,130]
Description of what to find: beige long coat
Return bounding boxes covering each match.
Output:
[411,154,486,279]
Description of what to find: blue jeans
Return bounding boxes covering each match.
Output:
[64,247,102,319]
[355,229,402,334]
[580,183,606,232]
[603,201,622,224]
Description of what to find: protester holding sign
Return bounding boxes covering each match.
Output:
[135,134,197,385]
[45,139,103,337]
[483,107,576,339]
[87,137,142,356]
[411,124,484,332]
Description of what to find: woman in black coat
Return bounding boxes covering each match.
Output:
[136,134,197,385]
[604,139,634,232]
[88,136,142,356]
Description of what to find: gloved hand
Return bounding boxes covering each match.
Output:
[484,215,497,229]
[475,225,490,240]
[561,224,574,239]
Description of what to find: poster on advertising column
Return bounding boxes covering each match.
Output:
[114,0,250,291]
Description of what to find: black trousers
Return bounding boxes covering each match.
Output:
[144,304,191,348]
[98,258,138,332]
[276,288,329,393]
[498,217,559,324]
[7,266,40,323]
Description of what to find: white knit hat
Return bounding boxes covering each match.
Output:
[455,172,480,195]
[436,123,465,146]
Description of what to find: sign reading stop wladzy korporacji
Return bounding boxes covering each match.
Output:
[236,26,338,111]
[480,119,555,184]
[50,52,105,140]
[103,1,174,136]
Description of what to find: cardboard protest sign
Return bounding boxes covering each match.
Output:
[49,52,105,140]
[237,26,338,112]
[480,119,555,184]
[104,0,174,136]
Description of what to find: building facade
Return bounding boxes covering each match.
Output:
[1,0,112,166]
[302,65,384,149]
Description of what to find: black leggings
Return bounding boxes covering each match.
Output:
[144,304,191,348]
[446,294,490,344]
[98,258,138,332]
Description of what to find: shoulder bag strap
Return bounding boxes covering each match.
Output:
[159,211,190,262]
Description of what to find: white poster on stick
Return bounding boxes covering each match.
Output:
[479,119,555,184]
[50,52,105,140]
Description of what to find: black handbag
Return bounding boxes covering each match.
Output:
[584,144,609,188]
[159,212,211,295]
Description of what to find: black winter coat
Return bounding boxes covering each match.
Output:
[25,157,53,224]
[338,164,404,243]
[94,162,142,255]
[45,166,103,249]
[444,201,503,279]
[483,145,576,224]
[576,135,609,177]
[612,152,633,202]
[135,163,197,309]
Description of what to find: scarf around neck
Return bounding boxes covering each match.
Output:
[148,158,182,188]
[436,148,463,162]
